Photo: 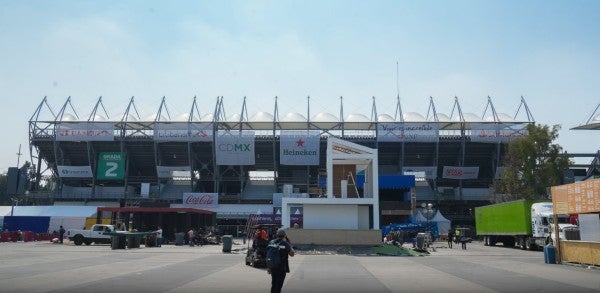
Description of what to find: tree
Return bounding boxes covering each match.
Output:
[492,124,571,202]
[0,172,7,205]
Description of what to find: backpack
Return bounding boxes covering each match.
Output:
[266,239,282,269]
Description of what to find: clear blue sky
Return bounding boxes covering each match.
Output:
[1,0,599,173]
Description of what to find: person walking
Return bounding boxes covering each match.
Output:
[155,226,163,247]
[460,234,467,250]
[268,229,294,293]
[58,226,66,244]
[447,229,454,249]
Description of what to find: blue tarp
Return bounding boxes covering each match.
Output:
[356,175,415,189]
[3,216,51,233]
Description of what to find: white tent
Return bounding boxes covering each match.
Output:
[431,210,451,234]
[412,210,428,223]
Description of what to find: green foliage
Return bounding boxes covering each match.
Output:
[492,124,571,202]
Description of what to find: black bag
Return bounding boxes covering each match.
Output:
[266,239,282,269]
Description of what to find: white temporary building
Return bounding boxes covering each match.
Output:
[0,206,99,232]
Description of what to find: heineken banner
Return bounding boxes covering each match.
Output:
[156,166,191,178]
[96,152,125,180]
[57,165,93,178]
[154,122,213,142]
[471,123,527,143]
[442,166,479,180]
[402,166,438,179]
[56,122,114,141]
[215,130,255,165]
[377,122,439,142]
[280,130,320,165]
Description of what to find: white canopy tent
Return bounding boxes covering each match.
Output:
[431,210,451,234]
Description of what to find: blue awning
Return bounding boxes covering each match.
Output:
[356,175,415,189]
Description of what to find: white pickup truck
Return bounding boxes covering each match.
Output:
[67,224,118,246]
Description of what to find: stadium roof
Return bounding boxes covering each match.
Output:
[29,96,535,131]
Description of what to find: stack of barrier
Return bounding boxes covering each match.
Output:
[21,231,35,242]
[0,231,20,242]
[35,233,59,241]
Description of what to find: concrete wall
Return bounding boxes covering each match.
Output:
[285,228,382,245]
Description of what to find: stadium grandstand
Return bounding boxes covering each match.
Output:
[26,95,538,228]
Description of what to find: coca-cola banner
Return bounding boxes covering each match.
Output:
[154,122,213,142]
[377,122,439,142]
[280,130,320,165]
[56,122,115,141]
[442,166,479,180]
[215,130,255,165]
[470,123,528,143]
[182,193,219,208]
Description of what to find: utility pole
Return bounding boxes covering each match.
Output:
[16,144,22,168]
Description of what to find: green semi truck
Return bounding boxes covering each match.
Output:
[475,199,576,250]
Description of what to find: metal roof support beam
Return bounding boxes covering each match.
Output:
[426,96,439,122]
[482,96,499,122]
[155,96,172,122]
[394,95,403,122]
[55,96,79,122]
[515,96,535,122]
[88,96,110,121]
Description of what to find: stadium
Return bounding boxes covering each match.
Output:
[25,95,538,234]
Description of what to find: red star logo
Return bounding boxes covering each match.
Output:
[296,138,305,147]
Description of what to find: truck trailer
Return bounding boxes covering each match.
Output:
[475,200,576,250]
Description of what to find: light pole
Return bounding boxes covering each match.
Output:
[421,202,433,233]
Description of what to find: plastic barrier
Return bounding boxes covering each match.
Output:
[544,244,556,264]
[22,231,35,242]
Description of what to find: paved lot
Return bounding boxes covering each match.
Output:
[0,239,598,293]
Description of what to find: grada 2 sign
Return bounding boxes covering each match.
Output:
[97,152,125,180]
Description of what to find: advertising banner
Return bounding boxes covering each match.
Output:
[280,130,320,165]
[470,123,528,143]
[377,122,439,142]
[57,165,93,178]
[215,130,255,165]
[248,213,303,227]
[156,166,191,178]
[154,122,213,142]
[56,122,114,141]
[96,152,125,180]
[402,166,438,179]
[442,166,479,179]
[182,193,219,208]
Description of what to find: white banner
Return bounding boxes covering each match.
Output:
[156,166,191,178]
[182,193,218,208]
[471,123,528,143]
[402,166,438,179]
[57,165,93,178]
[442,166,479,179]
[377,122,439,142]
[215,130,255,165]
[56,122,114,141]
[154,122,213,142]
[280,130,320,165]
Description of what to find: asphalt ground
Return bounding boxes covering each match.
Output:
[0,239,598,293]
